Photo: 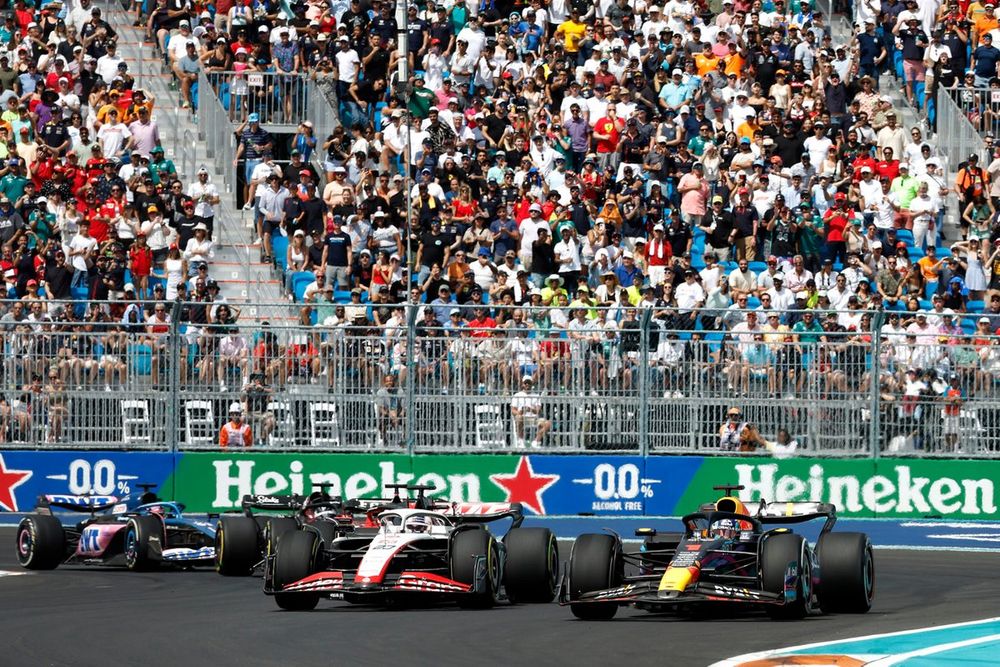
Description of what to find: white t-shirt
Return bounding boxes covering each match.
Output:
[335,48,361,83]
[68,233,97,272]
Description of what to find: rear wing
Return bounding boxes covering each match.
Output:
[439,502,525,528]
[240,494,308,513]
[695,500,837,532]
[37,494,121,513]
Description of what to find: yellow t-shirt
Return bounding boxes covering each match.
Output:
[558,19,586,53]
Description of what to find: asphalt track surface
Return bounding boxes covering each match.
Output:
[2,528,1000,667]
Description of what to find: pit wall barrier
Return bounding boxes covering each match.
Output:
[0,452,997,520]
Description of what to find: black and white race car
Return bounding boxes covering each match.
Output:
[264,484,558,610]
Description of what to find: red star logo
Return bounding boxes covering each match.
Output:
[490,456,559,515]
[0,454,31,512]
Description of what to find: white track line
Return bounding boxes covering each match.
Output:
[709,616,1000,667]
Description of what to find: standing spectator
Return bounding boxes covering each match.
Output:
[187,168,220,238]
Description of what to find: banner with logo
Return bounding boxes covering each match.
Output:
[0,451,174,513]
[167,452,412,511]
[3,452,999,519]
[665,457,998,519]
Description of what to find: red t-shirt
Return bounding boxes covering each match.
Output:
[594,117,621,154]
[823,208,849,243]
[875,159,899,182]
[129,245,153,277]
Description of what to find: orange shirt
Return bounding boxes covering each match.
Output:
[219,421,252,447]
[724,53,746,77]
[694,53,721,76]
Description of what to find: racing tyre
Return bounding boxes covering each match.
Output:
[215,516,260,576]
[124,515,163,572]
[450,529,500,609]
[273,530,320,611]
[504,527,558,603]
[16,515,65,570]
[569,533,624,620]
[264,517,299,557]
[816,532,874,614]
[760,533,810,620]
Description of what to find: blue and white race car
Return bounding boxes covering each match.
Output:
[16,485,217,571]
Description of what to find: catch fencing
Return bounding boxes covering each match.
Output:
[936,86,990,169]
[0,301,995,458]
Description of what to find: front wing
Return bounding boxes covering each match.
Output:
[560,575,793,609]
[274,571,473,596]
[265,554,492,601]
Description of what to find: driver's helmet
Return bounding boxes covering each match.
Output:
[709,518,741,540]
[405,515,432,533]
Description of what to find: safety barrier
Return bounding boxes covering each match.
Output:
[936,87,990,170]
[4,450,999,519]
[0,301,995,456]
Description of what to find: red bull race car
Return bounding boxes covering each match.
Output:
[561,485,875,620]
[264,484,559,611]
[16,485,216,571]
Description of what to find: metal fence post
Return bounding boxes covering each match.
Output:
[404,304,417,455]
[167,302,182,452]
[638,309,652,457]
[870,310,885,460]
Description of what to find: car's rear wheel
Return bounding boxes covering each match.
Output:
[504,527,558,603]
[273,530,320,611]
[760,532,810,620]
[264,517,299,557]
[124,516,163,572]
[451,529,500,609]
[569,533,623,620]
[816,532,874,614]
[16,515,65,570]
[215,515,260,576]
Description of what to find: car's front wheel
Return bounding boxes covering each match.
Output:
[272,530,320,611]
[568,533,623,620]
[16,515,65,570]
[816,532,875,614]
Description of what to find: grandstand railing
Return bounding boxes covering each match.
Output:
[937,87,990,170]
[0,301,995,458]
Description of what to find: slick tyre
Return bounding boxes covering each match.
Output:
[504,527,558,604]
[124,515,163,572]
[761,533,810,620]
[215,515,261,576]
[816,532,875,614]
[16,515,65,570]
[273,530,320,611]
[450,529,500,609]
[264,517,299,557]
[569,533,624,620]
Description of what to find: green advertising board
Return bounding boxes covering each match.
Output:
[168,452,1000,518]
[667,458,1000,519]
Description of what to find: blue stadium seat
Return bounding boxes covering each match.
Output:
[936,247,951,259]
[919,299,932,311]
[291,271,314,302]
[908,248,923,263]
[968,300,985,313]
[272,235,289,272]
[747,297,761,309]
[333,290,352,303]
[924,283,938,300]
[748,262,767,273]
[896,229,914,244]
[960,318,976,335]
[129,344,153,376]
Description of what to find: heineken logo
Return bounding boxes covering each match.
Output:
[212,460,482,509]
[735,464,998,516]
